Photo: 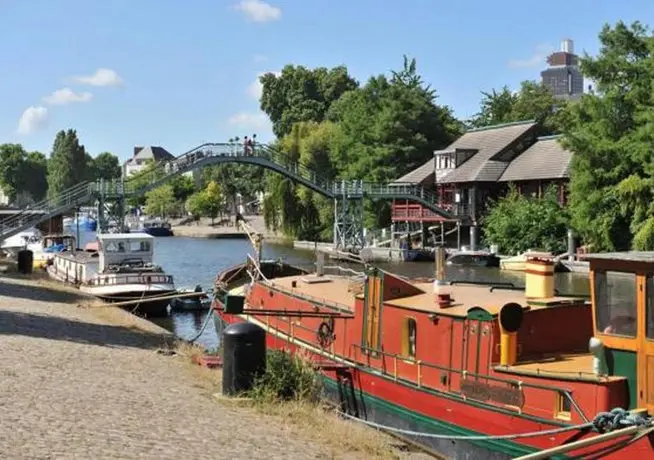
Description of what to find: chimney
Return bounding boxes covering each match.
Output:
[133,146,144,157]
[524,251,555,299]
[561,39,574,54]
[433,246,453,307]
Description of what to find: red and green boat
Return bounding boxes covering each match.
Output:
[213,251,654,459]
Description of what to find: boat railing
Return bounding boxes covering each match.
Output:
[88,273,173,286]
[351,344,590,423]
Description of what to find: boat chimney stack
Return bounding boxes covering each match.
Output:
[498,303,523,366]
[434,246,452,307]
[524,251,555,299]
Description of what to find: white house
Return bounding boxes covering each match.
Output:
[123,146,200,183]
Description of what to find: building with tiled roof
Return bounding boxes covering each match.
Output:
[391,121,573,249]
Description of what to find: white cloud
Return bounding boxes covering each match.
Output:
[227,112,271,132]
[508,44,554,69]
[17,106,49,135]
[71,68,124,87]
[43,87,93,105]
[247,70,280,100]
[234,0,281,23]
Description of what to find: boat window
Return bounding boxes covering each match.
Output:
[104,241,126,253]
[594,271,637,338]
[555,391,572,421]
[129,241,151,252]
[647,277,654,340]
[401,317,417,358]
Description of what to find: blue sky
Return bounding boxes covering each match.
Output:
[1,0,652,162]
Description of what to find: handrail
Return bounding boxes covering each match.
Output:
[352,344,590,423]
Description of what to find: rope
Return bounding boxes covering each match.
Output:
[186,304,216,344]
[336,407,652,441]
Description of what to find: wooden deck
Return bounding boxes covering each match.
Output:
[267,275,358,310]
[495,353,625,382]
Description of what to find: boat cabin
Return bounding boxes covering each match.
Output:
[580,251,654,413]
[97,233,155,273]
[231,250,654,427]
[41,233,77,252]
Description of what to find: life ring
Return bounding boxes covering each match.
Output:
[317,321,335,348]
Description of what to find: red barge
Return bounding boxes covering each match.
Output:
[213,251,654,459]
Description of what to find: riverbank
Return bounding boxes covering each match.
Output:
[0,271,427,459]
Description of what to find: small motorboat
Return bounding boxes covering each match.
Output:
[170,285,212,312]
[446,250,500,267]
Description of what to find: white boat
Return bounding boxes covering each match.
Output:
[32,233,77,270]
[1,228,42,257]
[47,232,175,316]
[499,250,557,271]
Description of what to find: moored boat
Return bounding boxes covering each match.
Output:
[446,249,500,267]
[47,232,175,317]
[170,285,211,312]
[213,250,654,459]
[32,233,77,269]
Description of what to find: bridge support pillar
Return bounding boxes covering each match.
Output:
[469,224,477,251]
[334,197,365,252]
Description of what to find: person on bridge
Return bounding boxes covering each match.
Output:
[243,136,250,156]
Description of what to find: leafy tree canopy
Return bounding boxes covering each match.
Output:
[47,129,88,197]
[0,144,48,204]
[562,21,654,250]
[89,152,122,181]
[470,81,567,135]
[482,186,569,255]
[144,184,176,218]
[187,181,225,224]
[259,64,358,138]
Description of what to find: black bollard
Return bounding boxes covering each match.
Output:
[17,249,34,274]
[222,322,266,396]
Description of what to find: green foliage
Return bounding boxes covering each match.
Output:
[125,160,164,208]
[250,349,321,403]
[482,186,569,255]
[47,129,88,197]
[259,64,358,137]
[470,81,567,135]
[186,181,225,224]
[263,121,340,240]
[0,144,48,204]
[89,152,122,181]
[562,21,654,250]
[168,174,196,203]
[144,184,176,218]
[201,163,263,213]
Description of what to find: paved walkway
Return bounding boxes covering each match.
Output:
[0,275,415,460]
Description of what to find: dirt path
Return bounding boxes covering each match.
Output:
[0,275,427,460]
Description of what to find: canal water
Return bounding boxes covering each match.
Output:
[71,230,592,351]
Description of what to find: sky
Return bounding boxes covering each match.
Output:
[1,0,653,162]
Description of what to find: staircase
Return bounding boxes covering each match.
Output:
[0,182,96,242]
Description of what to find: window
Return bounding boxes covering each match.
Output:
[129,241,151,252]
[555,391,571,420]
[594,271,637,337]
[647,277,654,340]
[401,317,417,358]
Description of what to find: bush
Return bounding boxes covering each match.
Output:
[483,185,570,255]
[250,349,321,403]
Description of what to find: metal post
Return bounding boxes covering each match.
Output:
[75,207,80,251]
[567,229,575,261]
[469,225,477,251]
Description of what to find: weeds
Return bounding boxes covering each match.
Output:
[249,349,321,403]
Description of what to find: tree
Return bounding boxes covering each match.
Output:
[0,144,48,203]
[562,21,654,250]
[470,81,567,135]
[259,65,358,137]
[168,174,196,203]
[144,184,176,218]
[482,186,569,255]
[326,56,462,228]
[186,181,225,225]
[47,129,88,197]
[201,163,263,215]
[90,152,122,181]
[263,121,340,240]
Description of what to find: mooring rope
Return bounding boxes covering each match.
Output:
[336,407,652,441]
[187,304,216,344]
